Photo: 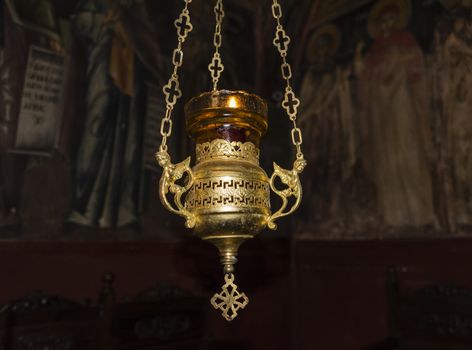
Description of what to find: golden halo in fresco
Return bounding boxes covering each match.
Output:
[367,0,411,39]
[306,23,341,64]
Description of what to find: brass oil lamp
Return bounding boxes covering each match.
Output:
[156,0,306,321]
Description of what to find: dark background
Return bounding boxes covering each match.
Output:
[1,0,472,349]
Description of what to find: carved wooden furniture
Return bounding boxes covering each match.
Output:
[0,292,101,349]
[113,282,206,349]
[0,274,206,350]
[386,267,472,349]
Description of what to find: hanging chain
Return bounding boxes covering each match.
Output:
[270,0,305,161]
[159,0,193,153]
[208,0,225,91]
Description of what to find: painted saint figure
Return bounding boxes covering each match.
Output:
[355,0,437,227]
[432,0,472,228]
[68,0,160,228]
[0,0,12,224]
[0,0,63,227]
[299,24,356,224]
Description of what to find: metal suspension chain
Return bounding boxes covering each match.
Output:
[159,0,193,153]
[270,0,305,161]
[208,0,225,91]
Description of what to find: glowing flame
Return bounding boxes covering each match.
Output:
[228,96,239,108]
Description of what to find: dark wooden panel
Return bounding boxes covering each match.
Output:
[294,239,472,350]
[0,238,291,350]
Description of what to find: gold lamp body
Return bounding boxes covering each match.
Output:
[157,90,304,278]
[155,0,305,323]
[185,90,271,273]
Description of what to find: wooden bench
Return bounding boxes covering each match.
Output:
[0,274,206,350]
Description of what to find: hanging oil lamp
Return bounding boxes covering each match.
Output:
[156,0,306,321]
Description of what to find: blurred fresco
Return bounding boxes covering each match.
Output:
[296,0,472,239]
[0,0,472,240]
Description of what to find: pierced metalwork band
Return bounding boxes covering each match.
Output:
[186,177,270,211]
[195,139,260,165]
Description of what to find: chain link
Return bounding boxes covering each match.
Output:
[159,0,303,161]
[159,0,193,153]
[208,0,225,91]
[270,0,305,161]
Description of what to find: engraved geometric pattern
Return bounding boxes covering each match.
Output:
[196,139,260,165]
[186,177,270,210]
[211,273,249,322]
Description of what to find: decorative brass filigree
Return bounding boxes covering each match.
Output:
[196,139,260,164]
[209,0,225,90]
[267,157,306,230]
[156,151,196,228]
[158,0,193,153]
[155,0,307,322]
[211,273,249,322]
[271,0,305,160]
[186,177,270,210]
